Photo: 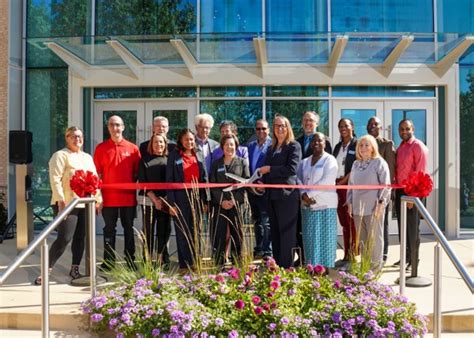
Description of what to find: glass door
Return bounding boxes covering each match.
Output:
[93,102,145,149]
[332,100,437,233]
[144,101,197,142]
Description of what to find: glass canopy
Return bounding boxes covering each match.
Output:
[27,32,472,66]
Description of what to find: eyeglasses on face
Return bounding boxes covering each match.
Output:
[256,127,267,131]
[274,124,287,129]
[67,134,83,139]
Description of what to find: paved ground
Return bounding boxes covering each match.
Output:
[0,230,473,334]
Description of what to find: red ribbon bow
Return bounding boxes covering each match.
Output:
[70,170,101,198]
[402,171,433,198]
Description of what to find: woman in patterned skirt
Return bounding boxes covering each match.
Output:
[297,132,338,267]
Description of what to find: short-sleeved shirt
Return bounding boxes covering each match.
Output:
[94,138,141,207]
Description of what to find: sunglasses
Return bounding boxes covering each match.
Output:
[256,127,267,131]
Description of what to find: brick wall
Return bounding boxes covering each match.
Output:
[0,1,8,204]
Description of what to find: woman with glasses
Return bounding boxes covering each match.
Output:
[297,132,338,268]
[258,116,302,268]
[35,127,101,285]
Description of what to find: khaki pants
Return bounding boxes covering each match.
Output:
[353,214,384,269]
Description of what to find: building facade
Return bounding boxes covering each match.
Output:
[4,0,474,236]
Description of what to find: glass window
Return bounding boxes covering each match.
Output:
[94,87,197,99]
[460,66,474,228]
[266,0,327,32]
[26,68,68,223]
[341,109,376,140]
[437,0,474,65]
[102,111,137,144]
[199,100,263,145]
[201,0,261,33]
[152,110,188,141]
[266,86,328,97]
[331,0,433,33]
[332,86,436,97]
[96,0,197,35]
[391,109,427,148]
[27,0,91,38]
[265,100,329,137]
[200,86,262,97]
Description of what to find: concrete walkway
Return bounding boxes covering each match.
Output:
[0,232,473,334]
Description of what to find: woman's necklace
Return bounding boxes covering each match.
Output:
[358,158,372,171]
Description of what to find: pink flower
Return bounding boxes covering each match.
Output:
[314,264,326,275]
[306,264,314,273]
[252,296,261,305]
[215,275,225,283]
[262,303,270,311]
[266,291,274,298]
[254,306,263,315]
[234,300,245,310]
[228,268,240,280]
[270,280,280,290]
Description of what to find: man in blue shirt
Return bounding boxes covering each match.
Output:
[247,119,272,259]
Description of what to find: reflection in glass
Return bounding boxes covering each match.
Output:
[200,86,262,97]
[331,0,433,32]
[102,111,137,144]
[341,109,376,140]
[332,86,435,97]
[94,87,196,99]
[200,100,262,145]
[153,110,188,141]
[201,0,261,33]
[266,100,329,137]
[266,0,327,32]
[26,69,68,226]
[391,109,426,148]
[266,86,328,97]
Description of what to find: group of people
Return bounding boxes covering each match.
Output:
[39,109,428,284]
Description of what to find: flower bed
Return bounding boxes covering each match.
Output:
[82,259,427,337]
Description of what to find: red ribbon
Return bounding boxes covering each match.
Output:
[99,182,405,191]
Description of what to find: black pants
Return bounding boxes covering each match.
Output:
[49,205,85,268]
[248,194,271,256]
[102,206,136,266]
[267,193,299,269]
[212,205,242,266]
[383,203,390,259]
[141,205,171,263]
[172,200,198,269]
[395,190,421,276]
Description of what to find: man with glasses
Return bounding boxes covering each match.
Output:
[296,111,332,159]
[94,115,141,270]
[139,116,175,157]
[247,119,272,259]
[395,119,428,277]
[195,113,219,173]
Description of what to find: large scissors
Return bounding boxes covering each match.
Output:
[223,170,264,195]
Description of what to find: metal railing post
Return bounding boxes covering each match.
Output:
[434,243,442,338]
[41,239,49,338]
[88,201,97,298]
[399,199,407,295]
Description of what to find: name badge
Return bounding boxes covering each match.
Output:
[348,150,355,155]
[217,167,225,173]
[176,159,183,165]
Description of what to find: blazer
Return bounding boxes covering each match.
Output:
[296,134,333,159]
[247,137,272,174]
[210,156,250,205]
[376,136,396,184]
[264,141,302,200]
[333,137,357,177]
[166,149,209,207]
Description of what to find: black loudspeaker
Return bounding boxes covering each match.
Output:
[9,131,33,164]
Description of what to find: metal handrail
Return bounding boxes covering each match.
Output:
[399,196,474,338]
[0,197,97,338]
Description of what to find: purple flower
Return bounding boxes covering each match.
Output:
[152,329,160,337]
[332,311,341,323]
[215,318,224,327]
[235,300,245,310]
[268,323,277,331]
[228,268,240,280]
[312,281,320,289]
[280,317,289,325]
[287,288,296,296]
[228,330,239,338]
[91,313,103,322]
[108,318,118,328]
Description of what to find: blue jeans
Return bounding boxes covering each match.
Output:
[248,194,271,256]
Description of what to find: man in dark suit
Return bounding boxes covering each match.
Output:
[296,111,332,159]
[139,116,176,157]
[247,119,272,259]
[367,116,396,263]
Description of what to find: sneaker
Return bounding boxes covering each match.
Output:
[334,259,349,268]
[69,265,82,280]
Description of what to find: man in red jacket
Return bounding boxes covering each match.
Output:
[94,115,141,270]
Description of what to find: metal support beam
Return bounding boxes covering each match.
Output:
[381,35,414,77]
[170,38,197,77]
[327,35,348,70]
[106,39,144,79]
[45,42,90,79]
[253,37,268,74]
[435,35,474,77]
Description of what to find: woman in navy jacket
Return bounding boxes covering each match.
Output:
[166,129,208,270]
[259,116,302,268]
[332,118,357,266]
